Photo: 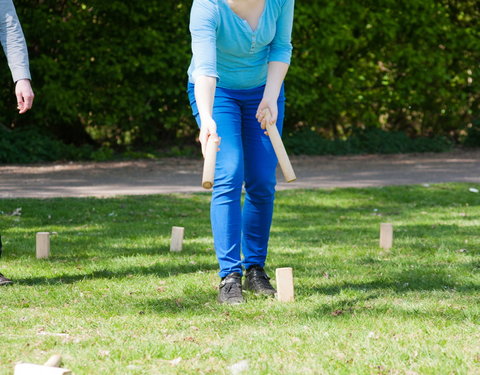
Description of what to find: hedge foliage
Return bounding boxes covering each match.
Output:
[0,0,479,159]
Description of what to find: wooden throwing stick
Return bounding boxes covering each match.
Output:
[262,109,296,183]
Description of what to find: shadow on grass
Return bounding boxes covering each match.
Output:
[13,259,218,286]
[303,267,479,295]
[307,296,477,322]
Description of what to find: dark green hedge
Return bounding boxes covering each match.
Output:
[0,0,479,158]
[0,1,193,150]
[289,0,480,141]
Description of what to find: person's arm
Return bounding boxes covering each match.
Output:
[256,62,290,128]
[190,0,220,156]
[256,0,295,127]
[0,0,34,113]
[195,76,219,157]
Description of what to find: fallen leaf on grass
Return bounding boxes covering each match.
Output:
[37,329,70,338]
[9,208,22,216]
[169,357,182,366]
[228,360,249,375]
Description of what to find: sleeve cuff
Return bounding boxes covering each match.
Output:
[192,68,219,83]
[268,48,292,65]
[12,68,31,83]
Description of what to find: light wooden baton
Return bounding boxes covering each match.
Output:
[202,136,219,189]
[263,109,296,182]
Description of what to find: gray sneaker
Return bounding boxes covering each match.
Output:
[218,272,244,304]
[0,273,13,286]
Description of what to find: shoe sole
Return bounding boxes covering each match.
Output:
[217,298,245,305]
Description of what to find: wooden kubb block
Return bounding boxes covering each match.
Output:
[14,364,71,375]
[275,267,294,302]
[170,226,184,252]
[14,354,71,375]
[36,232,50,259]
[379,223,393,249]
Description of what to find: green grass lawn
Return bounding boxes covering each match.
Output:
[1,184,479,374]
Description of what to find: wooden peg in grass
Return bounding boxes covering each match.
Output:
[170,226,184,252]
[380,223,393,249]
[275,267,294,302]
[36,232,50,259]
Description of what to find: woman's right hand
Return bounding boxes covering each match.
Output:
[199,117,220,158]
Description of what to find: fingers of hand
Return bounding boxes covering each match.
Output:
[209,134,221,152]
[201,142,207,158]
[260,118,267,130]
[214,136,221,151]
[264,108,275,126]
[199,130,208,158]
[256,111,265,123]
[200,130,221,157]
[16,93,34,114]
[17,101,27,114]
[24,95,34,110]
[15,80,34,113]
[16,92,24,111]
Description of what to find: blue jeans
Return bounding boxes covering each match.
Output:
[187,83,285,278]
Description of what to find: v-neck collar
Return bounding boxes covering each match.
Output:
[223,0,267,33]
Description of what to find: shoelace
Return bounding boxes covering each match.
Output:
[249,270,274,290]
[221,277,242,296]
[223,281,242,295]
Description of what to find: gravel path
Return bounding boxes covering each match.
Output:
[1,150,480,198]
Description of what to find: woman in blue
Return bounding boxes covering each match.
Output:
[187,0,294,304]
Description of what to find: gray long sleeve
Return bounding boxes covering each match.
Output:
[0,0,31,82]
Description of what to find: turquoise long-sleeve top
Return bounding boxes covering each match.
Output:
[188,0,294,90]
[0,0,31,82]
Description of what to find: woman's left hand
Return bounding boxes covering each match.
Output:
[15,79,34,114]
[256,98,277,130]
